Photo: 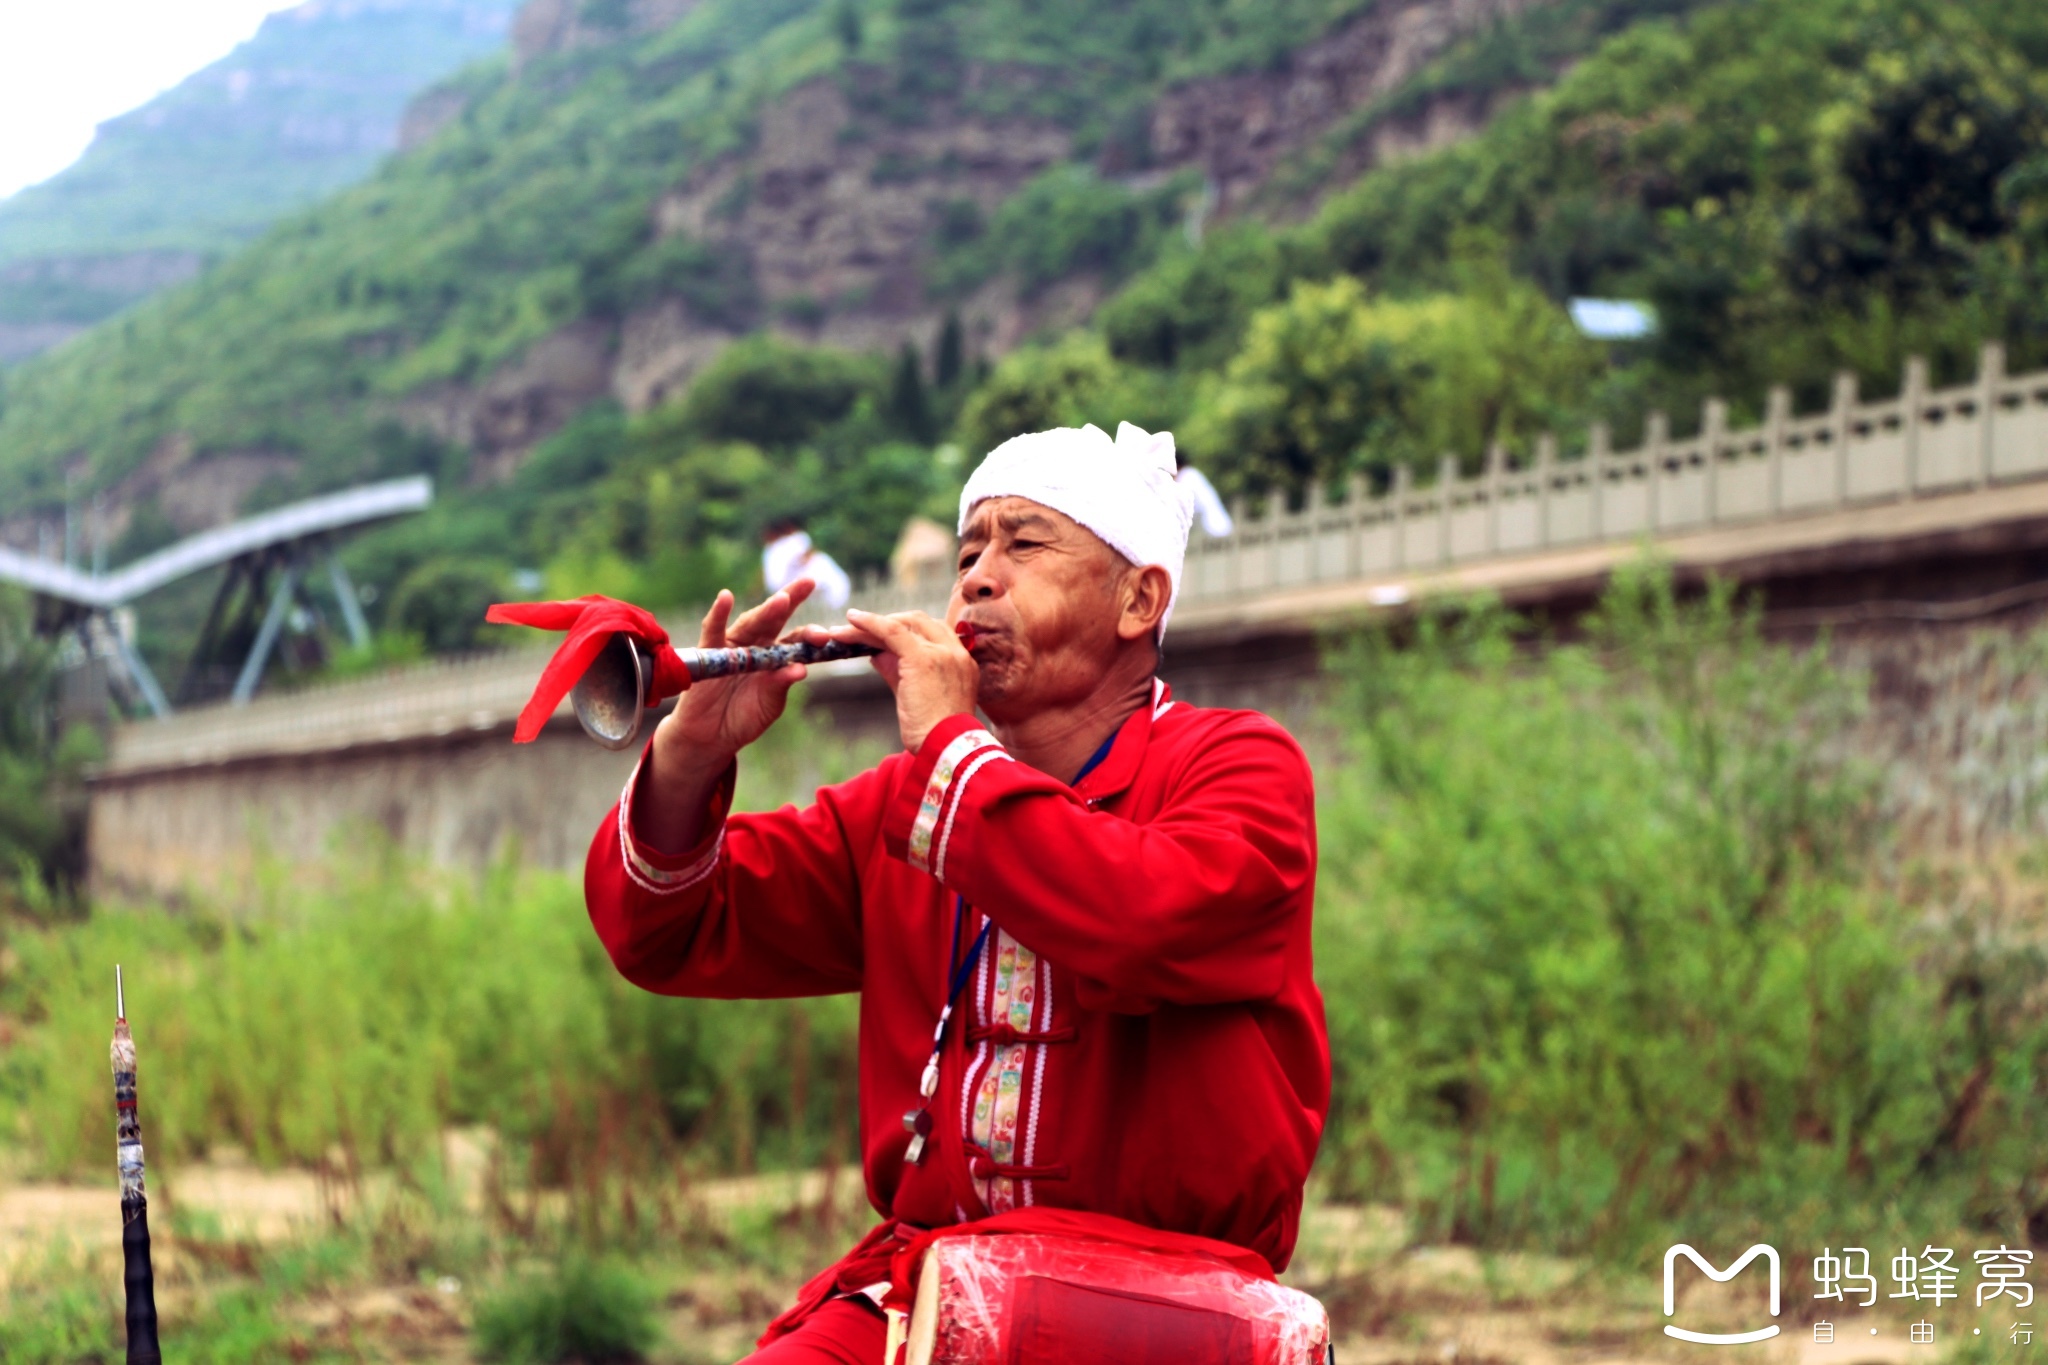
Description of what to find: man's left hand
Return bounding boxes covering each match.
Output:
[845,609,978,751]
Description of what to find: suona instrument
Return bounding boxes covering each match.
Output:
[574,635,887,749]
[488,593,979,749]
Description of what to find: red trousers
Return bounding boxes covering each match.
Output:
[741,1297,888,1364]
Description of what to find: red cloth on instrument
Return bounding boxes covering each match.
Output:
[584,680,1328,1349]
[485,595,689,743]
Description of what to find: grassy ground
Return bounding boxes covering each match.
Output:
[3,1160,2036,1363]
[0,1147,861,1363]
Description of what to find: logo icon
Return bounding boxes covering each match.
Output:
[1664,1244,1782,1344]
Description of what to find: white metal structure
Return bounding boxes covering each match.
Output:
[0,477,432,716]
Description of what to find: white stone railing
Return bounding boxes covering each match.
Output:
[101,343,2048,774]
[99,645,564,775]
[1182,343,2048,599]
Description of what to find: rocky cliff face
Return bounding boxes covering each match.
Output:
[413,0,1545,480]
[622,76,1076,408]
[1143,0,1541,213]
[509,0,701,67]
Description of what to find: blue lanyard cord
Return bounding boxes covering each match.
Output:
[1074,729,1119,786]
[918,899,990,1102]
[946,896,991,1006]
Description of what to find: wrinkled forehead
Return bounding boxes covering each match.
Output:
[961,495,1090,546]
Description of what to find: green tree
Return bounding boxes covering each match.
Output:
[887,340,934,443]
[933,165,1184,299]
[387,557,509,653]
[1189,270,1602,498]
[1186,275,1407,499]
[933,311,965,390]
[0,589,94,909]
[954,335,1118,458]
[1395,259,1606,460]
[680,336,881,449]
[1099,226,1289,370]
[832,0,862,53]
[1787,52,2048,304]
[540,336,944,602]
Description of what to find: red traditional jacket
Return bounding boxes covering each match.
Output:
[584,680,1328,1325]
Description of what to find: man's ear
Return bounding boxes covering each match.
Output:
[1116,565,1173,642]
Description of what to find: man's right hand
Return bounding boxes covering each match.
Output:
[636,580,813,853]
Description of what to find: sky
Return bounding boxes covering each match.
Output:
[0,0,302,202]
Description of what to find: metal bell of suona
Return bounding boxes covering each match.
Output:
[570,631,652,750]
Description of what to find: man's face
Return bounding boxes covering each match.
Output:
[950,496,1136,717]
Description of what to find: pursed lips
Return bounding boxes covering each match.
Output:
[957,622,1002,658]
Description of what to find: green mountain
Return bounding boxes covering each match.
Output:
[0,0,1674,520]
[3,0,2044,678]
[0,0,520,362]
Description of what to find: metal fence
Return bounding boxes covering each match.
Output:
[104,343,2048,774]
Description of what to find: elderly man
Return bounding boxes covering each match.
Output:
[585,422,1327,1362]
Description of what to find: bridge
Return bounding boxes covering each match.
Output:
[86,344,2048,894]
[1,476,432,715]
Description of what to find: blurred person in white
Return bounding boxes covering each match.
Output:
[1175,454,1234,537]
[760,515,851,609]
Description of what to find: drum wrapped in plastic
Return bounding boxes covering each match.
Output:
[897,1229,1330,1365]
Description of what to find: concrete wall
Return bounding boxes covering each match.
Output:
[88,721,643,899]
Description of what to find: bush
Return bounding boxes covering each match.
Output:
[602,235,761,329]
[172,1286,305,1365]
[1314,566,2048,1253]
[386,556,511,653]
[1099,226,1289,370]
[1187,265,1603,499]
[0,1254,306,1365]
[0,587,94,910]
[0,1254,117,1365]
[953,334,1119,458]
[474,1256,661,1364]
[678,337,881,451]
[932,165,1187,298]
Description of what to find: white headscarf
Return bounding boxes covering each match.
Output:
[957,422,1195,637]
